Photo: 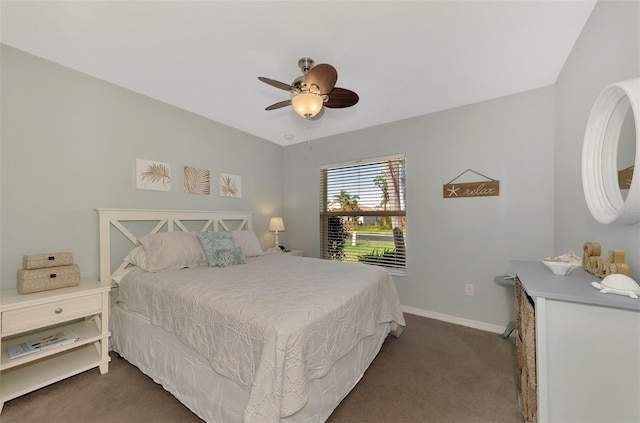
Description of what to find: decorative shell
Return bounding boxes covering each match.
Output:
[542,250,582,264]
[601,274,640,292]
[592,274,640,299]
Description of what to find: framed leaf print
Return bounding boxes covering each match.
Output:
[136,158,171,192]
[220,173,241,198]
[184,166,210,195]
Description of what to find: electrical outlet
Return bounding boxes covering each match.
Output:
[465,284,475,296]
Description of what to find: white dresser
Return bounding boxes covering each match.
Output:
[511,260,640,423]
[0,279,111,412]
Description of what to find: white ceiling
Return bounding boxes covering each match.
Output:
[1,0,597,146]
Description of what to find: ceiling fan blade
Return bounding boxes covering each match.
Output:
[258,77,294,92]
[265,99,292,111]
[324,87,359,108]
[304,64,337,95]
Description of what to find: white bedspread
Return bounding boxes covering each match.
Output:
[117,255,405,423]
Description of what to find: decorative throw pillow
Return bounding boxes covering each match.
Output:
[197,231,238,266]
[138,232,208,272]
[213,247,247,268]
[232,230,264,257]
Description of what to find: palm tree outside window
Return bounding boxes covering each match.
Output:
[320,154,406,274]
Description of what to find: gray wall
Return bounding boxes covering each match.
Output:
[0,45,283,287]
[554,0,640,280]
[283,0,640,328]
[283,86,555,328]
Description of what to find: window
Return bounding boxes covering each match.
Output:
[320,154,406,274]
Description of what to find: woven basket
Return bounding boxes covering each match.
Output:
[515,279,538,423]
[23,252,73,270]
[17,264,80,294]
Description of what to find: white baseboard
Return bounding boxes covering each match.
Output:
[401,305,507,335]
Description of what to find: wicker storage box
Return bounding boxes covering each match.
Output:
[17,264,80,294]
[23,252,73,270]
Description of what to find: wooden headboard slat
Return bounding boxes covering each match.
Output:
[97,209,253,284]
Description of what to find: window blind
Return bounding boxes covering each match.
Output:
[320,154,406,272]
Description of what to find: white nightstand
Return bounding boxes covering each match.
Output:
[266,248,303,257]
[0,279,111,412]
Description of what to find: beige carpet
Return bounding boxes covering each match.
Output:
[1,313,522,423]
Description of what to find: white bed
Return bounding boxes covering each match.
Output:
[98,209,405,423]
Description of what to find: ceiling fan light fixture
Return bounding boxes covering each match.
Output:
[291,92,323,119]
[259,58,358,118]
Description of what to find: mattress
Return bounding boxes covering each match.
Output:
[111,303,391,423]
[115,254,405,423]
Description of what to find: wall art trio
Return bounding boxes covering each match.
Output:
[135,158,241,198]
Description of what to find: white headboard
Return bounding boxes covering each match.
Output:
[97,208,253,284]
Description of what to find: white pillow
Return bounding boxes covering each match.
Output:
[112,266,136,284]
[232,230,264,257]
[138,231,208,272]
[124,245,148,270]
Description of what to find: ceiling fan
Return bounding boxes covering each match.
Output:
[258,57,359,119]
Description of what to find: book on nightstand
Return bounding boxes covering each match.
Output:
[6,330,79,359]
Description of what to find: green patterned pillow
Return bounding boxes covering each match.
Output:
[197,231,237,267]
[213,247,247,268]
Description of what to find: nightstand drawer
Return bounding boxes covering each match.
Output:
[2,293,102,334]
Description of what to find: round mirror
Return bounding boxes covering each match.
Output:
[617,98,636,201]
[582,77,640,224]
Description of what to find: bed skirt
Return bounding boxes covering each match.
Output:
[110,303,391,423]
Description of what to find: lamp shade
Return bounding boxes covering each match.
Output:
[268,217,285,232]
[291,93,323,119]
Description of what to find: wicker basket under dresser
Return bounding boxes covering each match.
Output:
[511,260,640,423]
[0,279,111,413]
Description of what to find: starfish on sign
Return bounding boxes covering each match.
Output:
[447,185,459,197]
